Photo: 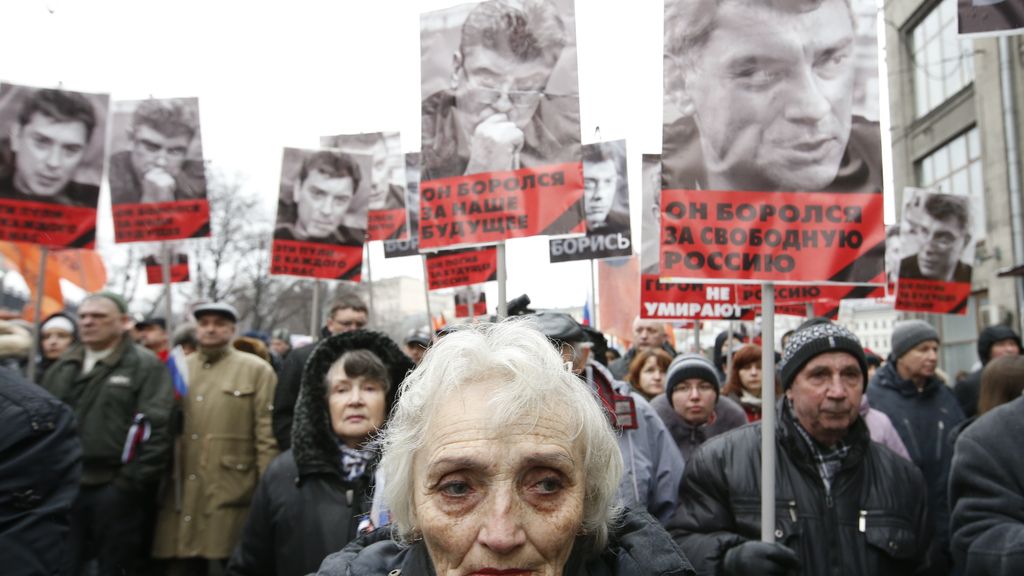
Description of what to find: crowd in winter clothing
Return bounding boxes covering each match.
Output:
[4,289,1024,576]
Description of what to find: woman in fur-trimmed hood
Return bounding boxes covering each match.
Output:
[226,330,413,576]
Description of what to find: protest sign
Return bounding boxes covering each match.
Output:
[896,188,976,315]
[270,147,370,280]
[384,152,422,258]
[321,131,408,241]
[549,140,632,262]
[660,0,885,285]
[0,83,108,248]
[109,98,209,243]
[425,246,497,290]
[418,0,584,249]
[144,252,190,284]
[454,284,488,318]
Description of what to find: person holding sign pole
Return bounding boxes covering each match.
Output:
[670,321,932,575]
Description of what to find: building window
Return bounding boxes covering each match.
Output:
[911,0,975,118]
[916,127,985,238]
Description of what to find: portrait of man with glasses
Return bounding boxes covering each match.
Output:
[419,0,581,181]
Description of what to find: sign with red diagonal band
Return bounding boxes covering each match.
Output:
[659,190,885,284]
[0,200,97,248]
[640,275,748,320]
[369,208,408,241]
[321,132,408,242]
[454,285,488,318]
[113,200,209,243]
[270,239,362,281]
[144,253,190,284]
[419,162,585,250]
[426,246,497,291]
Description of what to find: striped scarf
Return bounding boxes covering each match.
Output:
[338,443,375,482]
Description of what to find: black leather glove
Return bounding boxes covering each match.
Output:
[723,541,800,576]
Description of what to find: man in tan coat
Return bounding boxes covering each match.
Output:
[152,302,277,575]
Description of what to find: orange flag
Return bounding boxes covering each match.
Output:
[598,255,640,345]
[0,242,64,319]
[54,249,107,292]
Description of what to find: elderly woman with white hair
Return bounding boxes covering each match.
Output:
[315,320,694,575]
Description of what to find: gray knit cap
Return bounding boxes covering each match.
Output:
[666,353,721,406]
[778,321,867,391]
[890,320,940,361]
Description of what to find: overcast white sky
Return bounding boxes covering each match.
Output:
[0,0,892,313]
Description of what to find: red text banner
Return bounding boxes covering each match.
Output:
[736,284,860,307]
[113,200,210,243]
[640,275,748,320]
[368,208,408,241]
[896,278,971,315]
[426,247,497,291]
[0,199,96,248]
[270,239,362,281]
[419,162,584,250]
[659,190,885,284]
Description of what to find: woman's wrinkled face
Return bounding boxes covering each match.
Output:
[414,383,585,576]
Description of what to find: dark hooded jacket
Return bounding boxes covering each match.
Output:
[949,396,1024,574]
[650,394,746,464]
[314,507,695,576]
[953,326,1022,418]
[869,360,965,571]
[226,331,413,576]
[669,401,933,576]
[272,325,332,450]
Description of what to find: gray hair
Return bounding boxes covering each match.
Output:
[380,318,623,550]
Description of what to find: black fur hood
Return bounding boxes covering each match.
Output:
[291,330,414,480]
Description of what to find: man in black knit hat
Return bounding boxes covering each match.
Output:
[671,320,933,576]
[954,325,1021,418]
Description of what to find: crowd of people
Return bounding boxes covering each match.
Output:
[3,290,1024,576]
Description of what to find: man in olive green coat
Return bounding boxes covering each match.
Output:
[152,302,277,575]
[41,291,173,575]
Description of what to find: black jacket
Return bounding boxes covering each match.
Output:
[869,361,964,569]
[315,507,695,575]
[227,331,412,576]
[0,366,82,576]
[950,395,1024,574]
[40,334,173,491]
[669,403,932,576]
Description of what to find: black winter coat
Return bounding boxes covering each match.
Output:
[669,403,933,576]
[0,366,81,576]
[950,395,1024,574]
[227,331,413,576]
[314,507,695,576]
[869,361,964,569]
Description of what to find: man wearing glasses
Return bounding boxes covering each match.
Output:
[109,98,206,205]
[899,193,973,283]
[421,0,574,180]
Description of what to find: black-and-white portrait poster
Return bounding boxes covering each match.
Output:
[549,140,632,262]
[0,83,108,248]
[320,131,409,241]
[109,97,209,243]
[896,187,978,314]
[384,152,423,258]
[270,147,371,280]
[419,0,581,182]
